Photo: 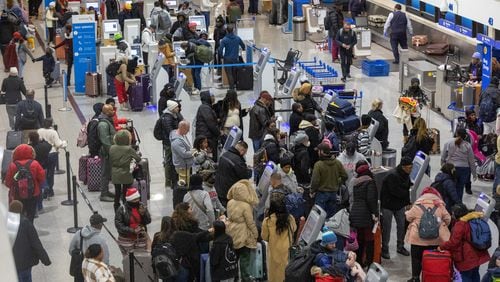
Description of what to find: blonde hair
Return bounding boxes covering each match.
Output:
[371,98,383,111]
[413,118,428,143]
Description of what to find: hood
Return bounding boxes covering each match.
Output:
[352,174,372,187]
[170,130,184,142]
[13,144,35,161]
[263,134,275,142]
[113,129,131,146]
[460,211,483,222]
[98,113,112,122]
[227,179,258,206]
[200,91,212,105]
[292,88,304,101]
[80,225,101,238]
[299,120,313,129]
[434,172,452,183]
[320,158,337,166]
[225,33,238,40]
[415,192,444,206]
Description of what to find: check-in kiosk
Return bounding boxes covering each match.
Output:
[124,18,141,44]
[475,193,499,277]
[222,126,242,154]
[256,161,278,219]
[173,72,186,99]
[84,1,99,13]
[102,20,120,41]
[165,0,177,9]
[353,16,371,57]
[67,1,81,14]
[130,44,143,63]
[409,151,431,202]
[99,46,118,95]
[253,47,271,98]
[150,52,168,104]
[277,67,301,122]
[189,15,207,32]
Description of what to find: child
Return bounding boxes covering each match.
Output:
[33,48,56,86]
[357,114,372,156]
[193,135,216,174]
[209,220,238,281]
[202,171,225,216]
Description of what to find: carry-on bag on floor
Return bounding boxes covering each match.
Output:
[327,97,356,117]
[51,61,61,83]
[86,156,102,191]
[135,74,151,103]
[412,35,429,46]
[425,43,449,55]
[78,155,89,185]
[428,128,440,154]
[107,74,116,97]
[367,15,387,28]
[1,149,13,181]
[421,250,453,282]
[85,72,102,97]
[250,241,267,280]
[366,262,388,282]
[327,114,360,135]
[172,184,188,208]
[6,131,23,150]
[128,83,144,111]
[300,205,327,245]
[236,65,253,90]
[55,35,65,60]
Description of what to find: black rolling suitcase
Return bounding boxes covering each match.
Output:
[236,66,253,90]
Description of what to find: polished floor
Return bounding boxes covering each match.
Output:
[0,13,494,282]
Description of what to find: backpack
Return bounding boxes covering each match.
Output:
[401,135,418,158]
[469,218,492,250]
[13,160,35,200]
[194,45,213,64]
[19,102,38,129]
[86,118,102,155]
[151,242,180,280]
[417,204,440,239]
[285,192,306,219]
[156,10,171,30]
[153,116,164,140]
[284,247,315,282]
[77,121,89,148]
[479,91,498,122]
[105,61,121,77]
[69,232,84,279]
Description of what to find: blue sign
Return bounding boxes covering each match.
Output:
[489,17,494,26]
[481,44,492,91]
[438,19,455,30]
[73,21,96,93]
[454,25,472,37]
[495,41,500,50]
[477,33,494,47]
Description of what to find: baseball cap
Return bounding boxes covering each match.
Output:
[90,213,107,225]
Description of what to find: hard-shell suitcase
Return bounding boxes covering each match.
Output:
[135,74,151,103]
[300,205,327,245]
[78,155,89,185]
[51,61,61,83]
[366,262,389,282]
[250,241,267,280]
[428,128,440,155]
[236,66,253,90]
[122,251,155,282]
[6,131,23,150]
[425,43,449,55]
[106,74,116,97]
[128,83,144,111]
[85,72,102,97]
[412,35,429,46]
[55,35,65,60]
[86,156,102,191]
[421,250,453,282]
[327,98,356,117]
[328,114,361,135]
[1,149,13,181]
[367,15,387,28]
[133,179,148,207]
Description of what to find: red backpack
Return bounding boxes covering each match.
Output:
[12,160,35,200]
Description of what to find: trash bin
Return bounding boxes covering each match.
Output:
[293,16,306,41]
[382,148,397,168]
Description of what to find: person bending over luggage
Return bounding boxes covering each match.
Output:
[109,130,141,211]
[438,203,490,281]
[105,98,129,131]
[33,48,55,86]
[405,187,451,282]
[315,231,357,279]
[432,163,460,213]
[114,56,137,111]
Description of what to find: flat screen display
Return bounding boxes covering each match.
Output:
[355,16,368,27]
[165,0,176,7]
[85,2,98,10]
[409,161,420,183]
[103,22,118,32]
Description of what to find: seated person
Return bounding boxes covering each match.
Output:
[467,52,482,83]
[315,231,356,279]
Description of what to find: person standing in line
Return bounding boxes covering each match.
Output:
[1,67,26,129]
[170,120,194,187]
[15,89,44,131]
[324,4,344,62]
[248,91,274,151]
[159,100,184,187]
[69,213,110,266]
[479,77,500,134]
[45,2,58,45]
[53,23,74,85]
[183,174,215,231]
[14,32,35,79]
[367,98,389,149]
[383,4,413,64]
[336,21,357,82]
[195,91,220,161]
[218,25,245,90]
[81,244,116,281]
[141,24,156,71]
[97,104,117,202]
[348,0,366,17]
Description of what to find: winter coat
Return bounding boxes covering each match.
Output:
[5,144,45,201]
[349,175,378,228]
[215,147,252,206]
[12,216,51,271]
[289,111,303,136]
[170,130,194,169]
[15,98,44,130]
[45,9,57,28]
[293,89,322,116]
[262,134,281,164]
[203,183,226,214]
[226,180,259,249]
[159,109,184,145]
[0,16,16,45]
[367,109,389,149]
[31,140,51,169]
[170,230,212,282]
[183,188,215,231]
[118,11,133,32]
[441,139,477,177]
[69,225,110,265]
[261,214,297,282]
[158,40,175,66]
[279,169,298,193]
[33,53,55,74]
[109,130,141,184]
[299,120,322,166]
[37,127,67,153]
[433,172,460,212]
[314,244,350,276]
[210,234,238,280]
[349,0,366,14]
[195,92,219,140]
[439,211,490,271]
[97,115,116,158]
[311,157,348,193]
[114,202,151,237]
[218,32,245,60]
[405,193,451,246]
[291,144,311,185]
[193,149,216,172]
[380,165,411,211]
[410,129,434,155]
[249,100,272,140]
[213,24,227,51]
[217,100,247,132]
[337,152,367,184]
[324,10,343,38]
[105,0,119,19]
[1,75,26,105]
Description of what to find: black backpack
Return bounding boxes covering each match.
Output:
[87,118,102,155]
[284,246,315,282]
[106,61,122,77]
[152,243,180,280]
[69,232,84,279]
[153,116,164,141]
[13,160,35,200]
[401,135,418,158]
[19,102,38,130]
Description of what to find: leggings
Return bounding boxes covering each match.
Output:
[114,78,127,104]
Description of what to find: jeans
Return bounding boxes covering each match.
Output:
[252,138,262,152]
[493,162,500,195]
[17,268,32,282]
[18,58,26,78]
[6,104,17,129]
[390,32,408,63]
[223,57,238,90]
[21,198,37,223]
[410,244,438,278]
[382,207,406,252]
[315,191,337,219]
[46,152,58,194]
[100,156,111,195]
[455,166,471,201]
[191,59,202,91]
[201,11,210,28]
[460,266,480,282]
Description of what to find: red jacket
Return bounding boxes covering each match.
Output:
[112,108,128,131]
[440,212,491,271]
[5,144,46,201]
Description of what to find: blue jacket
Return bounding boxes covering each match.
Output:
[218,33,245,60]
[433,172,460,212]
[314,245,350,277]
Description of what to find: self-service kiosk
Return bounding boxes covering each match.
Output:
[253,47,271,98]
[173,72,186,99]
[353,16,371,57]
[222,126,242,154]
[102,20,120,41]
[256,161,278,219]
[409,151,431,202]
[99,46,118,95]
[189,15,207,32]
[130,44,143,63]
[150,52,168,104]
[84,1,99,13]
[124,19,141,44]
[276,67,301,122]
[476,193,499,277]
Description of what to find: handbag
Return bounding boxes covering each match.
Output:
[0,94,5,105]
[344,229,359,251]
[69,232,84,278]
[288,224,300,260]
[325,208,350,238]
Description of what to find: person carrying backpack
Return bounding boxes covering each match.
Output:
[97,104,117,202]
[15,89,44,131]
[217,25,245,90]
[438,203,490,282]
[4,144,46,222]
[150,1,171,38]
[405,187,451,282]
[324,4,343,62]
[210,220,238,281]
[432,163,460,212]
[479,77,500,134]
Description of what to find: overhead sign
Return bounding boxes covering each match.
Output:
[72,15,96,93]
[454,25,472,37]
[438,18,455,30]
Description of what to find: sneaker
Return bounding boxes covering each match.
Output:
[381,252,390,259]
[104,191,115,197]
[341,77,346,82]
[397,247,410,256]
[100,195,114,202]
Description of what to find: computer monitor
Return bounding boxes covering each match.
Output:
[130,44,142,58]
[189,15,206,32]
[86,2,98,10]
[103,21,119,33]
[164,0,177,8]
[354,16,368,28]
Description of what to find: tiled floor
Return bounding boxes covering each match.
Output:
[0,13,494,282]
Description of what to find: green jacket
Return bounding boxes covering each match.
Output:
[109,130,141,184]
[311,157,348,193]
[97,115,116,158]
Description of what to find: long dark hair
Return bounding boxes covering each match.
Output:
[193,135,207,151]
[223,90,240,111]
[171,202,198,232]
[268,200,290,235]
[154,216,173,243]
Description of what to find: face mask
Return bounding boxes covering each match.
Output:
[347,148,355,156]
[129,201,140,207]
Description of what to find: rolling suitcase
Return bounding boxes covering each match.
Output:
[327,98,356,117]
[412,35,429,46]
[1,149,13,181]
[107,74,116,97]
[172,184,188,208]
[86,156,102,191]
[330,115,361,135]
[85,72,102,97]
[425,43,449,55]
[366,262,388,282]
[51,61,61,83]
[428,128,440,154]
[250,241,267,280]
[78,155,89,185]
[133,179,148,207]
[128,83,144,111]
[235,66,253,90]
[421,250,453,282]
[135,74,151,103]
[6,131,23,150]
[300,205,327,245]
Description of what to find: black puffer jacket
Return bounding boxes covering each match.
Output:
[298,95,322,116]
[215,147,252,206]
[261,134,280,164]
[249,100,272,140]
[210,233,238,280]
[367,109,389,149]
[195,91,219,140]
[324,10,343,39]
[15,99,44,130]
[13,216,51,271]
[349,175,378,228]
[115,203,152,237]
[171,230,211,282]
[160,110,184,145]
[289,111,303,136]
[380,165,411,211]
[433,172,460,212]
[292,144,311,185]
[1,75,26,105]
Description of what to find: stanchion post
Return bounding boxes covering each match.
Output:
[53,124,65,175]
[67,175,81,233]
[61,150,73,206]
[59,70,72,112]
[44,84,48,116]
[129,251,135,282]
[46,104,52,118]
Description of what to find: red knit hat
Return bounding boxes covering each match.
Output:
[188,22,197,28]
[125,188,140,202]
[13,32,22,40]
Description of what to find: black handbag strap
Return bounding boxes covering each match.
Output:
[79,231,84,252]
